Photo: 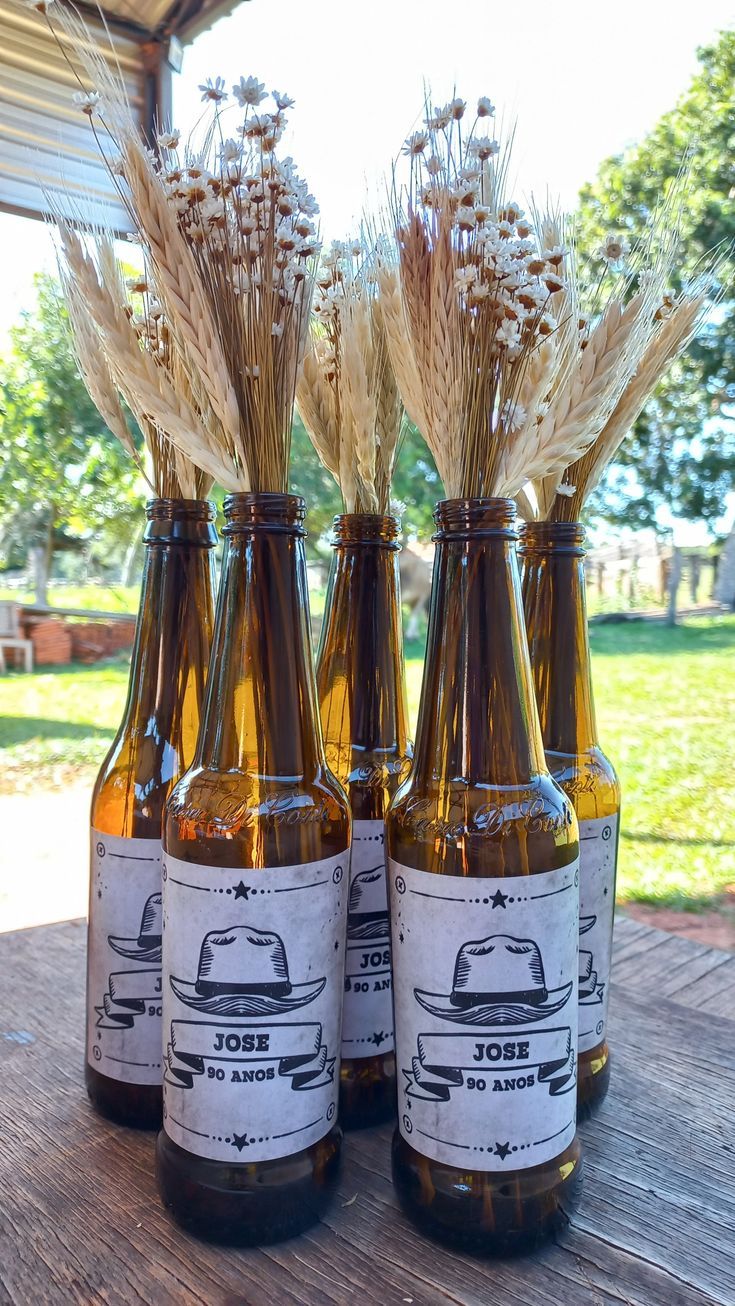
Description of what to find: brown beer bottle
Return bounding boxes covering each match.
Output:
[157,493,351,1245]
[87,498,217,1129]
[317,512,413,1128]
[387,498,582,1255]
[520,520,621,1118]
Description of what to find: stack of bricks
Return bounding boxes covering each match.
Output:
[69,620,136,663]
[27,618,73,666]
[18,612,137,666]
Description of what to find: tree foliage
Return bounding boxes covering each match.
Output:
[575,28,735,532]
[0,273,141,593]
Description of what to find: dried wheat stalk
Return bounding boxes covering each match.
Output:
[296,245,403,514]
[550,289,708,520]
[41,4,319,494]
[55,217,214,498]
[385,99,586,500]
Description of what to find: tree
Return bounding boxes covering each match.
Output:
[575,28,735,534]
[0,273,141,602]
[289,412,440,555]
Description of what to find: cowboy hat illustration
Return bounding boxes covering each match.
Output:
[580,915,596,935]
[579,949,600,1001]
[108,892,162,964]
[414,934,573,1026]
[347,865,389,941]
[170,925,326,1017]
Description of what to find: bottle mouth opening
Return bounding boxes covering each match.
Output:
[146,498,216,523]
[223,491,306,536]
[518,521,587,555]
[331,513,401,548]
[433,497,517,541]
[144,498,217,546]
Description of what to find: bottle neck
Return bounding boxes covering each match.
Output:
[520,520,598,756]
[412,498,546,789]
[120,498,217,756]
[316,514,411,785]
[196,493,326,778]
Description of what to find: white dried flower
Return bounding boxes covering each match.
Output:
[157,130,180,150]
[455,265,477,290]
[468,135,499,162]
[273,90,295,110]
[449,97,466,120]
[495,318,521,353]
[220,138,242,164]
[500,400,527,432]
[597,233,630,265]
[233,76,267,107]
[25,0,55,11]
[543,244,567,268]
[476,96,495,117]
[456,206,477,231]
[425,155,442,177]
[126,276,148,294]
[72,90,101,115]
[426,105,451,131]
[403,131,429,157]
[199,77,227,103]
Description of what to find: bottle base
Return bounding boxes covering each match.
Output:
[156,1126,343,1246]
[339,1053,396,1130]
[391,1130,583,1256]
[576,1043,610,1121]
[85,1063,162,1130]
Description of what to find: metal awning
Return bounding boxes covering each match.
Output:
[0,0,243,229]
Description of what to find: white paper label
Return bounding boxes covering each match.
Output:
[87,831,163,1086]
[162,850,348,1163]
[342,819,394,1060]
[389,859,579,1172]
[578,813,618,1054]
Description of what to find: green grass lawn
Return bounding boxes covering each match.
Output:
[1,614,733,910]
[0,584,140,613]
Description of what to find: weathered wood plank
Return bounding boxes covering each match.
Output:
[0,920,733,1306]
[614,915,735,1017]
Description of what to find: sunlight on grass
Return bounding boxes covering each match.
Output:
[0,585,139,613]
[0,615,733,908]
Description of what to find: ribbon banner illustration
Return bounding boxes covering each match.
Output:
[165,1019,335,1091]
[404,1026,576,1100]
[96,970,162,1029]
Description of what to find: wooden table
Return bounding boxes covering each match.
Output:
[1,916,733,1305]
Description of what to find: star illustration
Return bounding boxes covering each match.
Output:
[233,881,251,900]
[490,890,509,909]
[370,1031,387,1048]
[494,1141,511,1160]
[232,1133,249,1151]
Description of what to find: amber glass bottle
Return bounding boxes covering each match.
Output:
[387,498,582,1255]
[157,493,351,1246]
[521,520,621,1119]
[317,513,413,1129]
[87,498,216,1129]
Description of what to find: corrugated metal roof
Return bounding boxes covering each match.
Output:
[0,0,243,227]
[88,0,240,39]
[0,6,144,229]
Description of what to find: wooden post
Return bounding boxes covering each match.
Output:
[666,547,683,627]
